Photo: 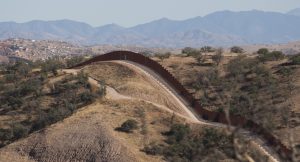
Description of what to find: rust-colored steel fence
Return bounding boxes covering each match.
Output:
[71,51,292,161]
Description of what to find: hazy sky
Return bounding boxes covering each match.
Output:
[1,0,300,27]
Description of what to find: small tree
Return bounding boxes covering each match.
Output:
[212,48,224,66]
[182,47,202,58]
[182,47,195,54]
[257,48,269,55]
[155,52,171,61]
[258,51,285,63]
[196,54,205,65]
[115,119,139,133]
[230,46,244,53]
[201,46,215,53]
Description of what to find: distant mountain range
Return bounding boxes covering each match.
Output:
[1,9,300,47]
[287,8,300,17]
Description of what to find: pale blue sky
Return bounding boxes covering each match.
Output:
[1,0,299,27]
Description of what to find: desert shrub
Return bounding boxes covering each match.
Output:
[258,51,285,62]
[196,54,205,65]
[155,52,171,61]
[289,53,300,65]
[276,66,294,76]
[182,47,195,54]
[195,69,220,89]
[115,119,139,133]
[257,48,269,55]
[200,46,215,53]
[145,125,235,161]
[227,56,259,81]
[142,143,164,155]
[66,55,85,67]
[230,46,244,53]
[0,79,4,91]
[41,57,64,76]
[5,61,32,77]
[47,105,72,123]
[79,91,96,104]
[0,128,13,141]
[4,73,20,83]
[212,48,223,66]
[164,124,190,144]
[18,79,42,96]
[75,71,89,87]
[12,123,29,139]
[229,93,253,115]
[6,96,24,109]
[31,111,48,132]
[182,47,202,58]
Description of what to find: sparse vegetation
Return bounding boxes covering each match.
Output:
[289,53,300,65]
[212,48,223,66]
[0,59,104,147]
[154,52,171,61]
[182,47,202,58]
[200,46,215,53]
[115,119,139,133]
[144,124,235,161]
[258,50,285,63]
[257,48,269,55]
[230,46,244,53]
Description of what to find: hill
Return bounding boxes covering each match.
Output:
[287,8,300,17]
[1,10,300,47]
[0,53,289,161]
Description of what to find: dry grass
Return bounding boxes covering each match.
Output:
[0,96,190,162]
[0,62,193,162]
[83,62,187,116]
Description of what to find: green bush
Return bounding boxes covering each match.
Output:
[0,128,13,140]
[182,47,195,54]
[230,46,244,53]
[19,79,42,96]
[4,74,19,83]
[164,124,190,144]
[79,91,96,104]
[200,46,215,53]
[258,51,285,62]
[142,143,164,155]
[182,47,202,58]
[12,123,29,139]
[289,54,300,65]
[155,52,171,61]
[115,119,139,133]
[257,48,269,55]
[41,57,65,76]
[145,125,235,161]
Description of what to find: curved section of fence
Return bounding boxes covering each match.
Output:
[71,51,292,161]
